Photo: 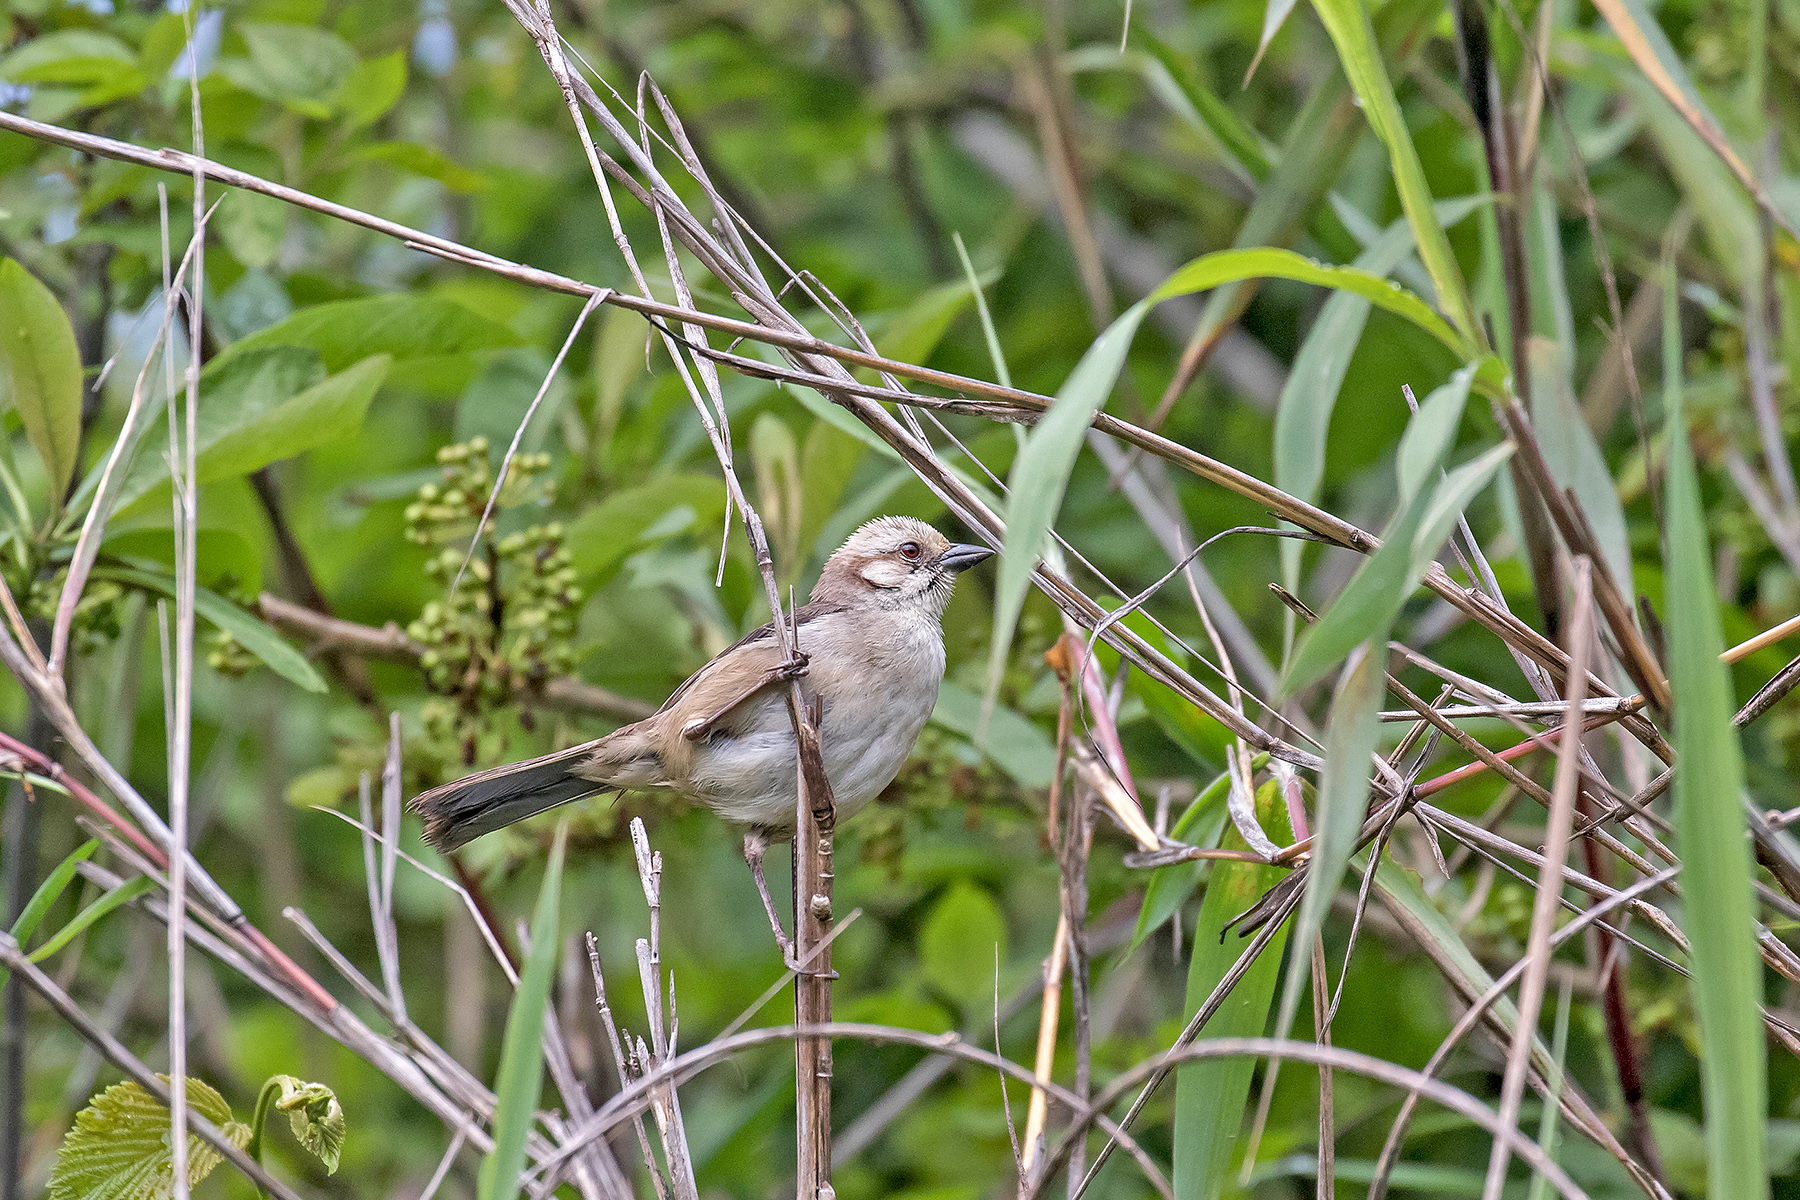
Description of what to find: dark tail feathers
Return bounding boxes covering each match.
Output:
[411,744,609,851]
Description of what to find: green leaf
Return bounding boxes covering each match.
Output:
[1245,0,1302,84]
[1662,268,1768,1200]
[27,877,154,965]
[0,258,84,497]
[919,880,1008,1009]
[874,276,980,367]
[1148,247,1467,357]
[1525,338,1633,598]
[356,142,489,193]
[1173,779,1294,1200]
[1271,645,1385,1069]
[0,30,134,85]
[118,354,389,513]
[1129,769,1232,954]
[238,23,358,110]
[479,820,568,1200]
[563,474,729,581]
[216,190,289,271]
[338,49,406,130]
[929,682,1056,789]
[216,295,521,373]
[251,1075,345,1175]
[1306,0,1479,346]
[7,840,96,949]
[1133,30,1271,180]
[1395,362,1478,505]
[983,298,1152,732]
[1406,443,1514,591]
[96,566,326,693]
[50,1077,252,1200]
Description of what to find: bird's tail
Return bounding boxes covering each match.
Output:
[411,744,610,852]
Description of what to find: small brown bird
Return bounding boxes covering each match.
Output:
[411,515,993,948]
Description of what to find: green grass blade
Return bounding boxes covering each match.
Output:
[1174,779,1295,1200]
[478,818,569,1200]
[1662,267,1769,1200]
[1130,769,1232,954]
[28,876,155,963]
[8,839,95,948]
[1306,0,1480,348]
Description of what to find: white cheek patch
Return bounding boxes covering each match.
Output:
[860,560,910,590]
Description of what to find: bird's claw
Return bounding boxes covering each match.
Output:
[777,651,810,680]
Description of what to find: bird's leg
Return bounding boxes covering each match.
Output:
[681,652,811,743]
[742,828,798,966]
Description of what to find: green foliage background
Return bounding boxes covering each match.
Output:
[2,0,1800,1196]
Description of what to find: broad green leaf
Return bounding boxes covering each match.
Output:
[216,190,289,271]
[478,820,567,1200]
[6,840,96,954]
[97,566,327,693]
[0,30,133,85]
[1129,769,1232,954]
[215,295,521,373]
[930,682,1056,789]
[799,418,868,565]
[563,474,728,581]
[1307,0,1479,346]
[919,880,1008,1009]
[338,49,406,129]
[1662,268,1768,1200]
[357,142,489,193]
[49,1076,251,1200]
[0,258,84,496]
[1149,247,1466,356]
[982,298,1152,733]
[238,23,357,110]
[119,354,389,512]
[27,877,154,964]
[250,1075,345,1174]
[1396,363,1478,505]
[1173,779,1294,1200]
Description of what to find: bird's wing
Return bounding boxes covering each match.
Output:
[654,599,847,717]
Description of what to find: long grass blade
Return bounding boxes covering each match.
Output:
[478,817,569,1200]
[1662,267,1768,1200]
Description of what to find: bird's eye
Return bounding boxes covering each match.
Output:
[899,542,922,561]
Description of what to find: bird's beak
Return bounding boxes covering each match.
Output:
[937,543,996,573]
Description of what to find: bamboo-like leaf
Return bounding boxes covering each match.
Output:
[1396,363,1478,505]
[7,839,95,947]
[1306,0,1480,346]
[1129,769,1232,953]
[27,877,154,964]
[1406,442,1515,591]
[49,1077,251,1200]
[478,818,568,1200]
[96,566,327,693]
[1173,779,1295,1200]
[0,257,84,499]
[1526,339,1632,592]
[1150,248,1467,356]
[1244,0,1302,85]
[1662,269,1768,1200]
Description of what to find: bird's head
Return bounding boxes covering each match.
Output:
[813,515,994,618]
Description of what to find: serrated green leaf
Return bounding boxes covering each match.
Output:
[50,1076,251,1200]
[252,1075,345,1175]
[0,258,84,497]
[96,565,326,693]
[1173,779,1294,1200]
[478,820,568,1200]
[1662,265,1768,1200]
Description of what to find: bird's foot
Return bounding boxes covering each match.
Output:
[776,650,810,680]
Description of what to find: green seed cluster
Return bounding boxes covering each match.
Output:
[403,439,584,766]
[24,573,123,657]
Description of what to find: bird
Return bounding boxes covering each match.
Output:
[410,515,994,954]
